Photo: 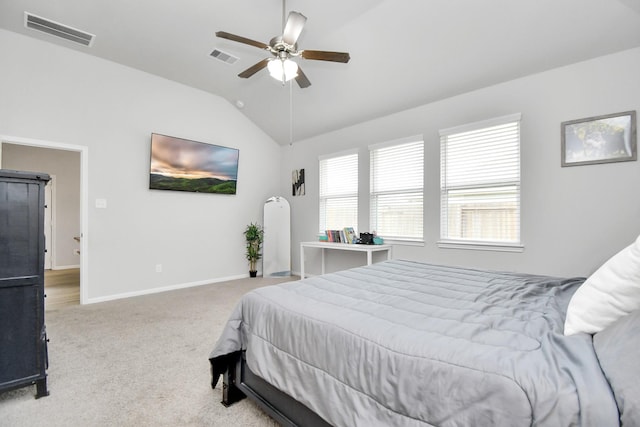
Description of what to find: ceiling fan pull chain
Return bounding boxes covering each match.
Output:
[289,79,294,145]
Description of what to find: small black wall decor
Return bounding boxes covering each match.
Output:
[292,169,305,196]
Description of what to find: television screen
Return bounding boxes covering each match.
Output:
[149,133,239,194]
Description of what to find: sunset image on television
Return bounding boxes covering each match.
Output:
[149,134,239,194]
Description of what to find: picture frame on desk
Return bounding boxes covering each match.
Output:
[343,227,356,244]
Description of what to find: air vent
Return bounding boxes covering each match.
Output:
[210,49,239,65]
[24,12,95,47]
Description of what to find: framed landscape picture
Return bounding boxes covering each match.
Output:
[149,133,239,194]
[561,111,637,167]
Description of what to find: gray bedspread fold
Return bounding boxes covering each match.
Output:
[210,260,619,426]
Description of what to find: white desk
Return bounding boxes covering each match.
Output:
[300,241,393,279]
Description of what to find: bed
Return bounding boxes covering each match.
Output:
[209,254,640,426]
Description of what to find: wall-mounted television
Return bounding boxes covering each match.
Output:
[149,133,239,195]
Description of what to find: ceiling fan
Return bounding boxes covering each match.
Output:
[215,4,350,88]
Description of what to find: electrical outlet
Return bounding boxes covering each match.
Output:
[155,264,162,273]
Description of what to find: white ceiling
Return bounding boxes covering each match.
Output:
[1,0,640,145]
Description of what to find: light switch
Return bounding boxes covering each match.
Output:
[95,198,107,209]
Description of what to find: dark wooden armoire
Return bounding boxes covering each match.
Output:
[0,169,50,398]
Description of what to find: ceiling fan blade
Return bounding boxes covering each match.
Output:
[301,50,350,63]
[295,66,311,89]
[282,11,307,46]
[238,58,270,78]
[215,31,269,50]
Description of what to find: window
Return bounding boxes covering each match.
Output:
[439,113,521,250]
[370,137,424,242]
[319,151,358,233]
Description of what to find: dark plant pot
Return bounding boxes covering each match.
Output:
[249,271,257,278]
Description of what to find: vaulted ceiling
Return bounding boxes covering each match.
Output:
[1,0,640,145]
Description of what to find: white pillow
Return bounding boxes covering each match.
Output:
[564,235,640,335]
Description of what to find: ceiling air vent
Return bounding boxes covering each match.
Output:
[24,12,95,47]
[210,49,239,65]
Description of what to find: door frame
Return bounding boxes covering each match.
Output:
[0,134,89,304]
[44,176,55,270]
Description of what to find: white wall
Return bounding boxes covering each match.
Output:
[283,47,640,278]
[0,29,282,302]
[1,144,81,269]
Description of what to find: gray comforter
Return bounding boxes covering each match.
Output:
[209,260,619,426]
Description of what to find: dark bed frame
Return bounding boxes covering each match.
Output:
[217,351,332,427]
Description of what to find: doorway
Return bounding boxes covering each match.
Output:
[43,175,81,309]
[0,135,88,305]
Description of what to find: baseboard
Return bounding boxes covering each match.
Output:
[85,273,250,305]
[52,264,81,270]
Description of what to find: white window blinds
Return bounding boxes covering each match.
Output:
[319,152,358,233]
[440,114,521,247]
[370,138,424,241]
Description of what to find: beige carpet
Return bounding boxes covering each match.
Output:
[0,276,298,426]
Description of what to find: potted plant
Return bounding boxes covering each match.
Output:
[244,222,264,277]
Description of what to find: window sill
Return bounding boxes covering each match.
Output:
[438,240,524,253]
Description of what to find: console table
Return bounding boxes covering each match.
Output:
[300,241,393,279]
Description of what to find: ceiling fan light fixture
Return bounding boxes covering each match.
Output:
[268,58,298,82]
[216,1,349,88]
